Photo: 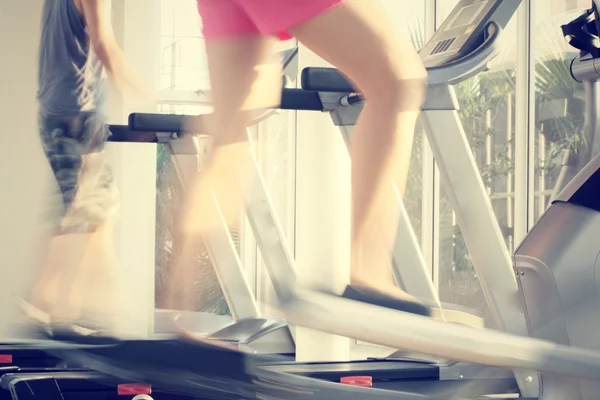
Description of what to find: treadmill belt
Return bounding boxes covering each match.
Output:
[262,360,439,381]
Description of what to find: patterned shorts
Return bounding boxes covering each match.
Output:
[39,112,120,234]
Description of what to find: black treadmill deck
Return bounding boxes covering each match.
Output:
[0,371,193,400]
[261,359,439,382]
[260,359,519,398]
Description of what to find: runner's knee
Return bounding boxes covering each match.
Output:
[360,62,427,112]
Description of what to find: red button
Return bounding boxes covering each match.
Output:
[117,383,152,396]
[340,376,373,387]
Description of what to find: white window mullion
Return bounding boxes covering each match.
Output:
[514,0,535,244]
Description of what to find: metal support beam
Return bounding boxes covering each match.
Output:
[420,83,538,395]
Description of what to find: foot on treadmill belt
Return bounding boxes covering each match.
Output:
[342,285,432,316]
[43,333,293,399]
[17,298,115,344]
[21,320,117,346]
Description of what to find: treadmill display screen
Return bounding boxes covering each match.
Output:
[448,2,485,30]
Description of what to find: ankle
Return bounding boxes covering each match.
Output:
[48,308,81,324]
[350,275,387,288]
[350,276,405,293]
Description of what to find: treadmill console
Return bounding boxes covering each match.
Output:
[420,0,521,68]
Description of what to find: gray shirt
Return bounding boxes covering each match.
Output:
[38,0,106,117]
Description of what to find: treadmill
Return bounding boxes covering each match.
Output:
[0,346,164,400]
[0,346,63,368]
[38,2,600,399]
[250,0,528,396]
[115,0,528,397]
[144,47,299,356]
[130,0,528,359]
[0,369,195,400]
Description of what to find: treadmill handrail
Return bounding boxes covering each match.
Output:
[127,89,324,134]
[280,287,600,381]
[427,21,503,86]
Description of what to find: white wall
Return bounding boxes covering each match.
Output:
[0,0,46,336]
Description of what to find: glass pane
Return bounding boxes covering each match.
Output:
[532,0,590,220]
[160,0,208,91]
[154,104,230,315]
[253,109,298,311]
[436,1,520,325]
[438,0,461,24]
[381,0,427,48]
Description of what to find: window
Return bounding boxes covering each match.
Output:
[432,0,593,326]
[160,0,208,91]
[533,1,589,219]
[435,0,520,324]
[154,102,230,316]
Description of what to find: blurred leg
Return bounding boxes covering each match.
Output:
[289,0,428,307]
[166,35,280,311]
[28,114,121,331]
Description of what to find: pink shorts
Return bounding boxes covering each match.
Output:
[197,0,343,41]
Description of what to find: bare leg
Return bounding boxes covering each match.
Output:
[166,35,280,311]
[29,232,91,322]
[28,144,122,330]
[288,0,428,303]
[28,228,122,334]
[77,221,122,327]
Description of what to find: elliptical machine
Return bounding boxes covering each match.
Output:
[549,0,600,199]
[512,3,600,400]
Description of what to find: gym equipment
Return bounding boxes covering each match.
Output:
[0,369,188,400]
[0,346,62,368]
[127,0,529,359]
[510,3,600,400]
[0,343,158,400]
[87,1,536,398]
[546,1,600,200]
[276,4,600,400]
[0,344,196,400]
[31,1,600,400]
[92,0,540,397]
